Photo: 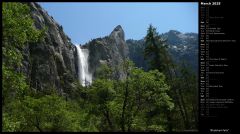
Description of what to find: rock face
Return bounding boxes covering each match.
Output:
[22,3,78,94]
[126,39,149,71]
[84,25,129,80]
[162,30,198,72]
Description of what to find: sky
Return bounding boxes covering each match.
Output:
[39,2,198,45]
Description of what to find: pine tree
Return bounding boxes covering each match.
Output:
[144,24,170,73]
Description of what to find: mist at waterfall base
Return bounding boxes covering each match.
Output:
[75,45,92,87]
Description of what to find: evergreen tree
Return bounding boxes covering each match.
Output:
[143,24,198,131]
[144,24,170,73]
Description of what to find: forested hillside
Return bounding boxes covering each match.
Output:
[2,2,198,132]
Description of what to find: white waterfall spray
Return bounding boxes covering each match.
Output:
[76,45,92,86]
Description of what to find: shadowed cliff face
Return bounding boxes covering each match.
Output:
[22,3,78,94]
[84,25,129,80]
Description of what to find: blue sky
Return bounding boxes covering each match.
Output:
[39,2,198,44]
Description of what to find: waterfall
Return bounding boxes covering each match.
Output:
[76,45,92,86]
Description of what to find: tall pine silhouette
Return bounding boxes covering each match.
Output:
[144,24,171,73]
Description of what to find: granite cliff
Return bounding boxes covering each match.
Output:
[22,3,78,94]
[83,25,129,80]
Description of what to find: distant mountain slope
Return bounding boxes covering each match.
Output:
[126,30,198,72]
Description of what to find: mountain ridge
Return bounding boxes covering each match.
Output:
[126,30,198,72]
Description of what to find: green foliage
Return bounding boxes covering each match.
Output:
[95,63,113,79]
[124,67,174,132]
[90,79,115,103]
[3,93,87,132]
[143,24,198,131]
[2,2,44,104]
[2,2,43,67]
[2,112,22,132]
[83,59,174,132]
[2,65,29,102]
[3,56,175,132]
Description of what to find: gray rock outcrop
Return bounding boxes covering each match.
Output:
[84,25,129,80]
[21,3,78,94]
